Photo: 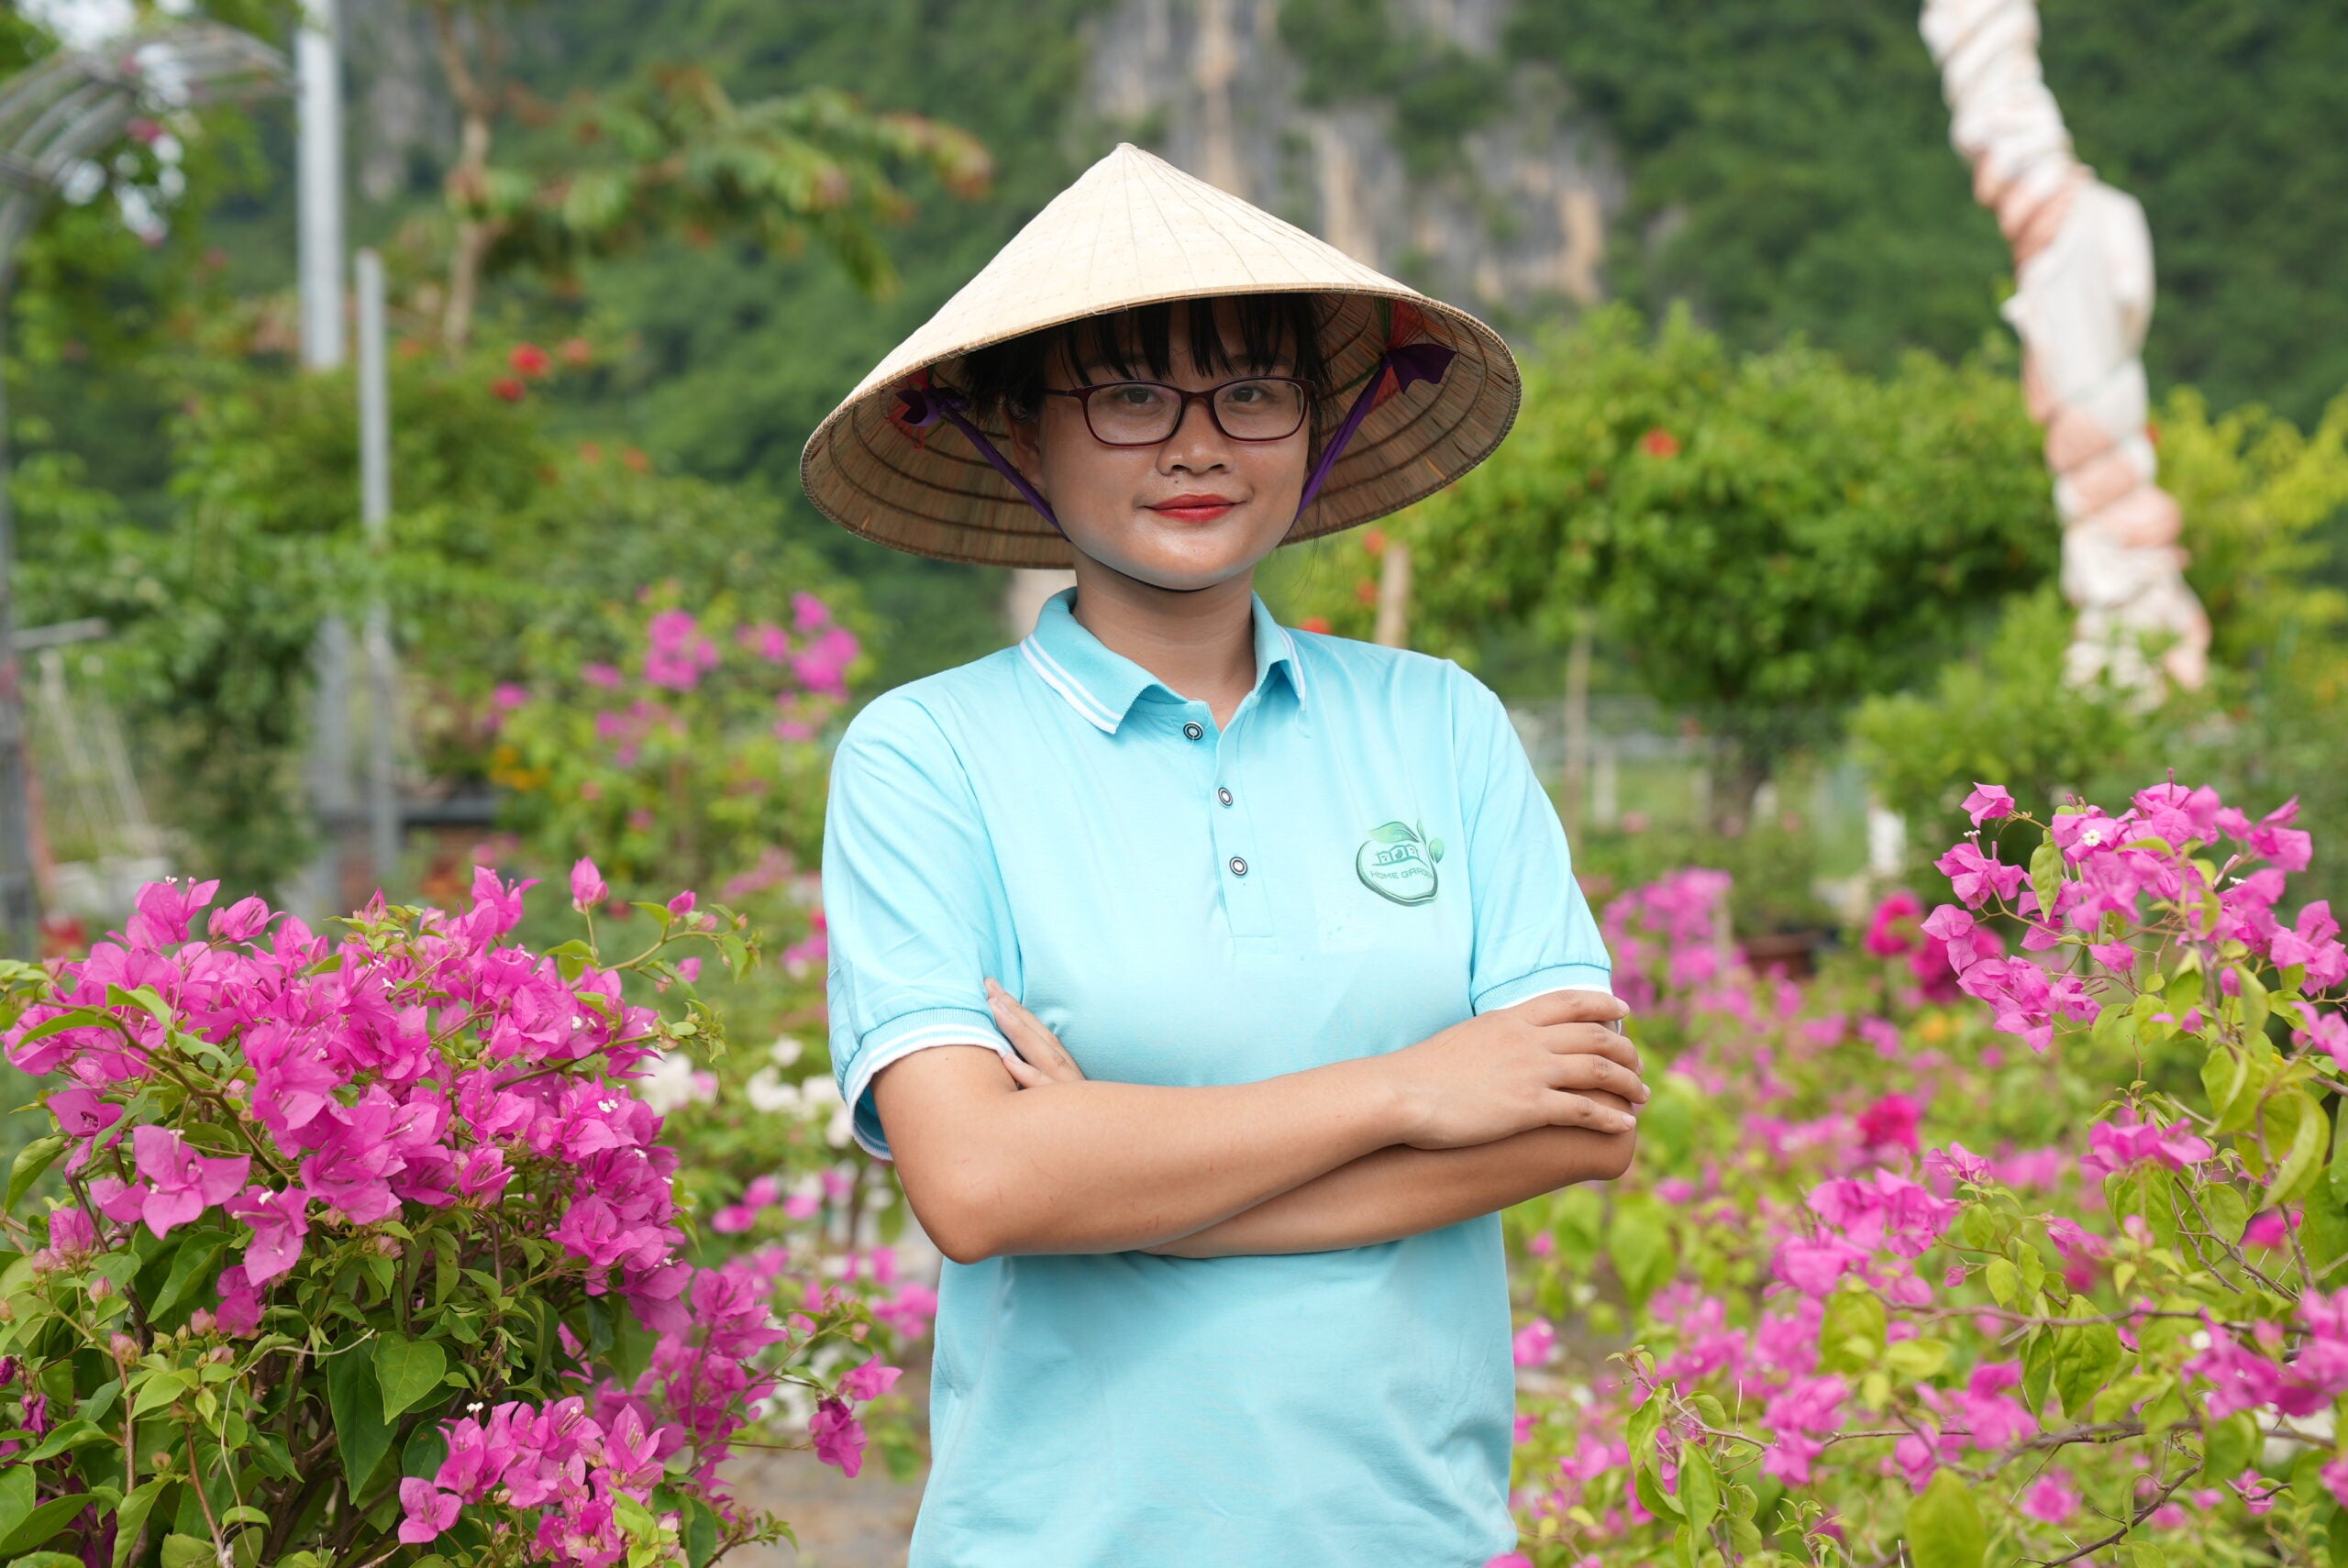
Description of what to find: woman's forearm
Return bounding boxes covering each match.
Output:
[1140,1092,1638,1259]
[873,1045,1412,1263]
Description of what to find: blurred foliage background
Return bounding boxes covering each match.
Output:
[5,0,2344,943]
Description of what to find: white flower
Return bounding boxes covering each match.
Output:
[744,1066,801,1115]
[635,1051,707,1117]
[770,1034,805,1067]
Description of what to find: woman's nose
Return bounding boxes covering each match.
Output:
[1157,396,1230,470]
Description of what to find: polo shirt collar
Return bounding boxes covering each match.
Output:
[1018,586,1307,734]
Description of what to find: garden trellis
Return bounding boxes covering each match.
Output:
[0,21,286,953]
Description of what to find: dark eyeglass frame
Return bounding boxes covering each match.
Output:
[1041,375,1315,447]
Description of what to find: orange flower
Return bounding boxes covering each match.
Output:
[509,342,552,378]
[1300,615,1333,635]
[1361,526,1388,557]
[579,441,604,466]
[621,447,651,473]
[1354,579,1379,605]
[1640,426,1680,458]
[559,337,593,368]
[490,376,527,403]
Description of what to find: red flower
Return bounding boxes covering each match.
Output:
[559,337,593,368]
[1361,526,1388,557]
[1354,579,1379,605]
[1300,616,1332,635]
[1640,426,1680,458]
[621,447,651,473]
[508,342,552,378]
[490,377,527,403]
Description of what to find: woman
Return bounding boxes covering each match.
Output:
[800,143,1646,1566]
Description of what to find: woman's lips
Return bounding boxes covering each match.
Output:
[1148,497,1237,523]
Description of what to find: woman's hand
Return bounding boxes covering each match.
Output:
[1384,988,1645,1150]
[984,977,1089,1087]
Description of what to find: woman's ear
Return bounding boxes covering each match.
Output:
[1005,414,1047,491]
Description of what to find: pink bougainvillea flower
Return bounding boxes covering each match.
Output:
[839,1360,903,1403]
[1863,891,1923,957]
[570,857,608,912]
[1512,1319,1557,1368]
[399,1478,461,1543]
[127,877,220,947]
[228,1185,313,1285]
[1855,1092,1922,1152]
[790,591,833,633]
[2081,1111,2215,1177]
[1934,843,2028,908]
[1961,783,2015,825]
[2273,900,2347,988]
[2021,1470,2079,1524]
[209,894,272,943]
[810,1397,868,1477]
[127,1123,251,1238]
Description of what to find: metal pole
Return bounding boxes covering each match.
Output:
[356,247,398,892]
[296,0,344,371]
[0,296,37,953]
[296,0,349,920]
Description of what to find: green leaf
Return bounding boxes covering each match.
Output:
[150,1230,236,1325]
[160,1534,213,1568]
[1678,1444,1721,1537]
[0,1495,96,1558]
[1626,1391,1666,1463]
[326,1341,393,1499]
[6,1136,67,1210]
[1634,1463,1683,1519]
[13,1552,86,1568]
[1983,1257,2021,1309]
[1427,837,1444,862]
[1906,1467,1986,1568]
[2203,1410,2258,1482]
[0,1467,37,1543]
[2198,1183,2250,1246]
[2051,1320,2124,1419]
[374,1333,449,1422]
[681,1497,718,1568]
[2267,1090,2330,1207]
[112,1480,170,1568]
[15,1419,109,1463]
[2201,1043,2252,1130]
[2029,839,2063,922]
[1819,1286,1887,1375]
[1607,1198,1674,1308]
[222,1507,270,1529]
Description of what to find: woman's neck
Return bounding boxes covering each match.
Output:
[1066,566,1260,731]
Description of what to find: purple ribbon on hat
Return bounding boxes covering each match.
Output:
[1293,339,1456,519]
[894,383,1068,536]
[894,337,1456,536]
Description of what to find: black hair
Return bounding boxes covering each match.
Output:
[952,293,1335,444]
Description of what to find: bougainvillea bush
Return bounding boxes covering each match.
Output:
[1497,780,2348,1567]
[480,589,929,1470]
[0,869,911,1568]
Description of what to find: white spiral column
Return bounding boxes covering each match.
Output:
[1921,0,2210,693]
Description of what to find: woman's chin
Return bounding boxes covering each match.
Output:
[1079,515,1285,588]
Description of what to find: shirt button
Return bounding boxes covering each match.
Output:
[1217,787,1233,807]
[1182,722,1204,741]
[1228,856,1248,877]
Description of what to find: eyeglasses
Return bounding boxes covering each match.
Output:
[1042,376,1313,447]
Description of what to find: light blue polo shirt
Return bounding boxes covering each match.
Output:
[821,584,1613,1567]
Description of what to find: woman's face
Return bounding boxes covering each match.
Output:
[1006,300,1311,592]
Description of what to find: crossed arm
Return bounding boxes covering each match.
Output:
[870,981,1640,1264]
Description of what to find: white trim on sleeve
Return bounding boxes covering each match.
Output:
[843,1020,1021,1162]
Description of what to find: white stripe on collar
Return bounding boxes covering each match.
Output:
[1018,637,1120,733]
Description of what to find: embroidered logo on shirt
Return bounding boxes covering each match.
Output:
[1356,820,1445,905]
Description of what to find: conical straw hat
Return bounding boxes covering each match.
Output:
[799,141,1522,569]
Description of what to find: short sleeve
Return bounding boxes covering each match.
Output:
[821,695,1021,1161]
[1447,663,1615,1013]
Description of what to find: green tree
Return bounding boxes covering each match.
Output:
[1290,304,2056,818]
